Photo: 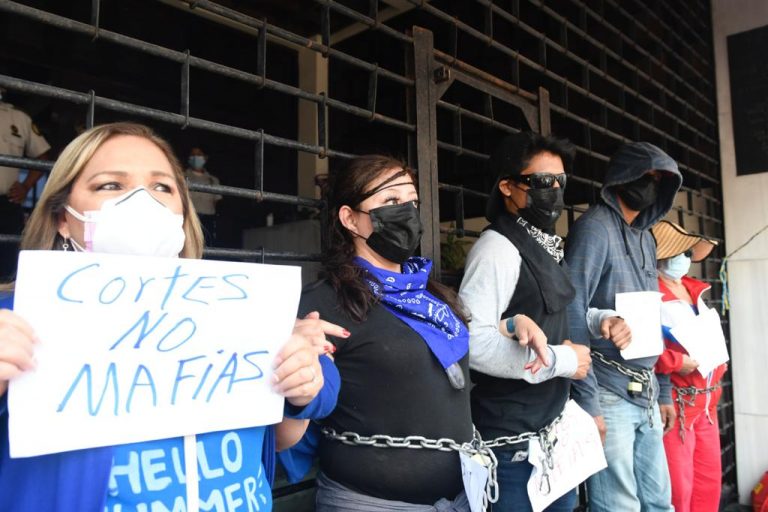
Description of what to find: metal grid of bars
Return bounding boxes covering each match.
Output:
[0,0,734,505]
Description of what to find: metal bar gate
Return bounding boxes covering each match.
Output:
[0,0,733,508]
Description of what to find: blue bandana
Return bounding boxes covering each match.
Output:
[354,256,469,387]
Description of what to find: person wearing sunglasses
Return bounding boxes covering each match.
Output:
[565,142,682,512]
[651,220,725,512]
[459,131,596,511]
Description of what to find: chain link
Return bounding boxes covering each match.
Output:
[673,383,721,441]
[482,431,538,449]
[322,426,500,507]
[591,350,657,427]
[485,409,565,496]
[590,350,652,383]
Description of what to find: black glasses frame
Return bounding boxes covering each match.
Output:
[507,172,567,189]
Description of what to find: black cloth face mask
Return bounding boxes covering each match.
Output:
[360,201,423,263]
[517,187,565,231]
[618,174,659,211]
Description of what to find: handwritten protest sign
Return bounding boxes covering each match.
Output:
[527,400,607,512]
[615,291,664,360]
[671,306,730,376]
[9,250,300,458]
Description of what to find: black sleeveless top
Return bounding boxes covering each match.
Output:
[470,214,575,440]
[300,280,472,504]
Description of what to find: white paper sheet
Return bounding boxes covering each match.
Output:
[9,250,301,458]
[615,291,664,360]
[460,452,490,512]
[527,400,607,512]
[670,306,729,376]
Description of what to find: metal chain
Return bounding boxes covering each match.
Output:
[322,426,500,507]
[484,408,566,496]
[673,383,721,441]
[590,350,652,383]
[591,351,656,427]
[482,431,538,449]
[322,409,568,501]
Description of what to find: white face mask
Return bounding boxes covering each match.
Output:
[659,252,692,280]
[65,187,186,258]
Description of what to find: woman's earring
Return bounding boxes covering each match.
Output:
[62,239,70,251]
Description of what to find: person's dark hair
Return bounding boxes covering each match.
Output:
[491,131,575,181]
[322,154,469,324]
[486,131,576,222]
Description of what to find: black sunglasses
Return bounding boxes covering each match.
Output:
[507,172,567,189]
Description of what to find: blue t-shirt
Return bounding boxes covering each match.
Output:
[106,428,271,512]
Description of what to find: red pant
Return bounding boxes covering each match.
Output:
[663,412,721,512]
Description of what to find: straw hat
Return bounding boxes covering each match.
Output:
[651,220,718,262]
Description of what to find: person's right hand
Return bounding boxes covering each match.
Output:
[678,354,699,376]
[7,182,29,204]
[501,314,550,374]
[562,339,591,380]
[0,309,38,397]
[594,415,607,445]
[292,311,349,357]
[600,316,632,350]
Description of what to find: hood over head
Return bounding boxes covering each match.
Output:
[601,142,682,229]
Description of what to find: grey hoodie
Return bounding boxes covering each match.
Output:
[565,142,682,417]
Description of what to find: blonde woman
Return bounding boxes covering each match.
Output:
[0,122,344,511]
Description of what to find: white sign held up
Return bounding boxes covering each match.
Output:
[527,400,607,512]
[9,250,301,458]
[615,291,664,360]
[670,306,729,376]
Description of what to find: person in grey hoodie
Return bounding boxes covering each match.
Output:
[565,141,682,512]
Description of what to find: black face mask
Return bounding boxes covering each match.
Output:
[618,174,659,211]
[362,202,423,263]
[517,187,565,230]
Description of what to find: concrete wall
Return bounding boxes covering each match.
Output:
[712,0,768,503]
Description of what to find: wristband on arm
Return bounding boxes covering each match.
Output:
[506,316,516,337]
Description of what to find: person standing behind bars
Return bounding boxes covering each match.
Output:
[185,146,222,246]
[0,88,50,280]
[566,141,682,512]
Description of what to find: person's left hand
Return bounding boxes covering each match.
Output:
[659,403,677,434]
[7,182,28,204]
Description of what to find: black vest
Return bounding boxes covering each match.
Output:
[470,215,576,440]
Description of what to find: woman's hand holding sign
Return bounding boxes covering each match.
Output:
[0,309,38,397]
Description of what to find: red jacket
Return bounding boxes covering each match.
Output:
[655,276,728,429]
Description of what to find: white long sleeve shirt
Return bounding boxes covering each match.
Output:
[459,229,578,383]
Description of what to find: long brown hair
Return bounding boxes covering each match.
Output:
[322,154,468,324]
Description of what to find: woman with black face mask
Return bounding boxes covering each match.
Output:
[296,155,478,511]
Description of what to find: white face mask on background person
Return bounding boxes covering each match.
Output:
[64,187,186,258]
[188,155,206,170]
[659,252,692,281]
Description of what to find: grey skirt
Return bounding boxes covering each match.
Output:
[315,472,471,512]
